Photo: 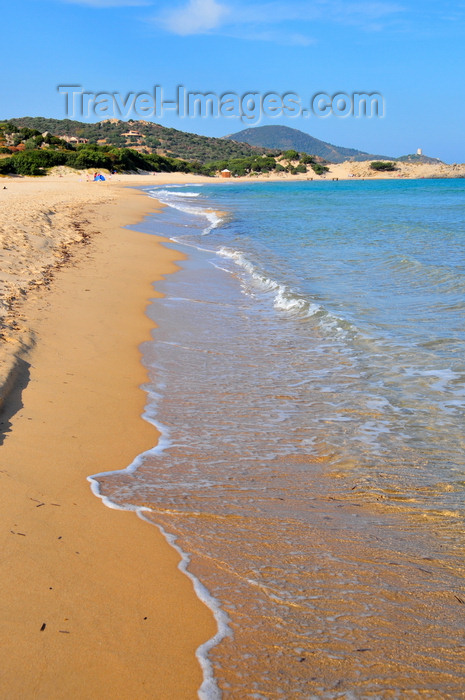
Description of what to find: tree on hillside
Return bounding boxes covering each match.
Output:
[282,149,299,161]
[299,154,317,164]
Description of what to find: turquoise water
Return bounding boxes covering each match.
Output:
[149,179,465,519]
[95,179,465,698]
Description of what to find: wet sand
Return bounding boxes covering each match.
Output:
[0,177,216,698]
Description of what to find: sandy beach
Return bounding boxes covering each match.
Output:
[249,159,465,181]
[4,0,463,692]
[0,173,216,698]
[1,167,464,697]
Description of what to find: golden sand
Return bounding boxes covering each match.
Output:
[0,175,216,699]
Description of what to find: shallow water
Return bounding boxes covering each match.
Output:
[93,180,465,698]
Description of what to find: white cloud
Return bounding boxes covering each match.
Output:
[159,0,230,35]
[154,0,404,41]
[50,0,405,37]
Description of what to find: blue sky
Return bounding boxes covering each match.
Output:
[2,0,464,162]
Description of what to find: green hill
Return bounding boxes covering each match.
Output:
[0,120,294,178]
[224,125,392,162]
[396,153,442,165]
[7,117,276,164]
[225,125,444,164]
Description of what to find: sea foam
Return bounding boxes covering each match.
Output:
[218,246,321,318]
[87,383,230,700]
[147,187,223,236]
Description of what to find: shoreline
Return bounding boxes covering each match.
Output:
[0,178,217,698]
[1,171,464,696]
[95,176,465,696]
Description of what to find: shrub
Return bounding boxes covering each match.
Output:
[66,148,112,170]
[12,150,68,175]
[0,157,14,174]
[145,136,161,148]
[299,154,316,164]
[145,153,178,173]
[370,161,397,171]
[282,149,299,161]
[1,122,18,133]
[111,148,151,172]
[311,163,329,175]
[12,157,45,176]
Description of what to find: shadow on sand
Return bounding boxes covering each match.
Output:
[0,358,31,446]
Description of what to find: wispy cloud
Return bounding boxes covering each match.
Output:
[158,0,230,35]
[152,0,405,42]
[49,0,407,39]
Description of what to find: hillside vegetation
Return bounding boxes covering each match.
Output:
[7,117,277,164]
[0,122,206,176]
[0,121,328,178]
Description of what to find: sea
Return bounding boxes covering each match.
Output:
[91,179,465,699]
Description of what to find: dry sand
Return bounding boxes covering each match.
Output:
[234,159,465,181]
[326,159,465,180]
[0,173,216,699]
[0,172,213,399]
